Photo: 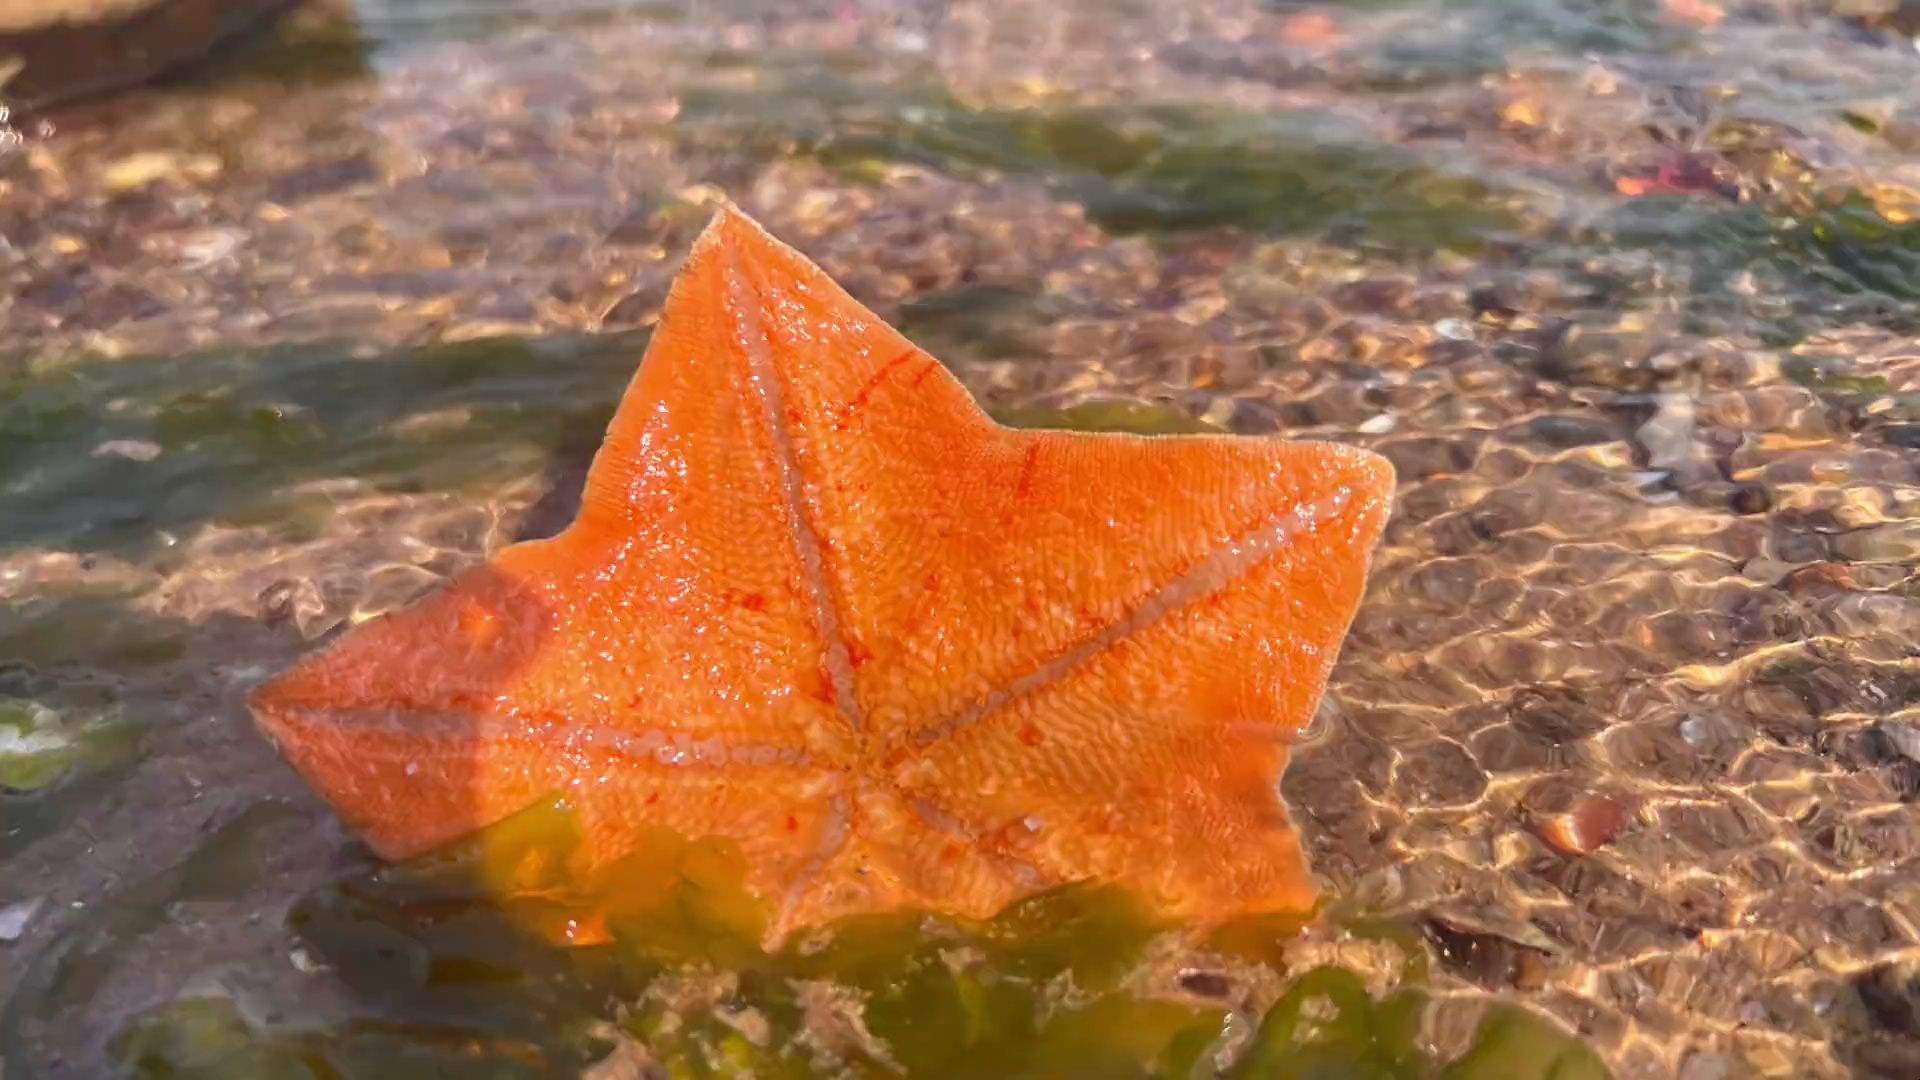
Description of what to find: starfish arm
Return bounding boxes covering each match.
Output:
[882,730,1318,924]
[878,464,1391,921]
[588,208,1386,928]
[251,212,884,857]
[695,208,1393,747]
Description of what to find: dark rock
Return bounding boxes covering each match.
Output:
[1397,738,1488,806]
[265,152,377,205]
[0,0,295,113]
[1421,915,1554,991]
[605,205,660,247]
[1843,0,1920,38]
[1882,107,1920,153]
[256,579,296,625]
[1511,414,1617,450]
[600,285,665,329]
[1376,434,1481,480]
[1423,338,1484,366]
[1469,283,1523,321]
[1176,969,1234,998]
[1328,278,1413,315]
[1855,963,1920,1039]
[1507,686,1610,744]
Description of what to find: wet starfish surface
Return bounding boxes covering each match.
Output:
[249,206,1394,946]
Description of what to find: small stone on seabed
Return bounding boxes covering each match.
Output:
[1177,969,1234,998]
[1528,795,1627,856]
[1679,715,1716,747]
[1880,719,1920,763]
[0,896,46,941]
[287,946,324,974]
[101,151,219,191]
[91,439,163,462]
[1678,1052,1733,1080]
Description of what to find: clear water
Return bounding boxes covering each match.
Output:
[5,0,1920,1077]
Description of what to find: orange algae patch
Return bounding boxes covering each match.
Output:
[249,204,1395,948]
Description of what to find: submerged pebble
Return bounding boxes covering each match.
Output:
[91,439,164,462]
[0,896,46,941]
[1880,719,1920,764]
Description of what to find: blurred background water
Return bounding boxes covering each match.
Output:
[4,0,1920,1077]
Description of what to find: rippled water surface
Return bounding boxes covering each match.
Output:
[6,0,1920,1077]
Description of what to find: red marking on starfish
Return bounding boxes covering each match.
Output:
[851,348,918,413]
[1016,443,1041,500]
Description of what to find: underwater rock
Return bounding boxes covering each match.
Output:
[0,0,293,112]
[0,895,46,940]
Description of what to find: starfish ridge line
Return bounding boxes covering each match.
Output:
[901,484,1357,751]
[719,229,868,739]
[260,709,813,770]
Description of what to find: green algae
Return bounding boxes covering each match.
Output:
[1786,191,1920,306]
[0,336,636,556]
[996,400,1224,436]
[0,593,191,672]
[811,102,1520,253]
[1234,965,1427,1077]
[1438,1005,1611,1080]
[112,998,335,1080]
[62,798,1611,1078]
[1588,184,1920,337]
[1784,354,1895,400]
[669,44,1523,255]
[0,679,143,860]
[893,285,1055,363]
[112,993,577,1080]
[0,696,135,794]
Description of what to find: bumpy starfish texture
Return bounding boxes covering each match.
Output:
[251,205,1395,947]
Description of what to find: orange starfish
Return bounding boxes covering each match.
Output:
[250,206,1394,947]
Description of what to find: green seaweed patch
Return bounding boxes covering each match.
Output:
[73,798,1615,1078]
[112,997,344,1080]
[1767,191,1920,317]
[811,103,1519,253]
[1346,0,1686,92]
[995,400,1224,436]
[0,677,143,858]
[1439,1005,1612,1080]
[0,681,146,861]
[0,335,635,556]
[892,285,1055,363]
[1785,354,1894,400]
[282,798,1213,1078]
[1234,965,1426,1077]
[112,994,576,1079]
[0,594,191,671]
[39,799,1611,1078]
[0,696,136,794]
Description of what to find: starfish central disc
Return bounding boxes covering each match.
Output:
[250,206,1396,947]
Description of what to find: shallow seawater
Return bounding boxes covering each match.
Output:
[7,0,1920,1076]
[14,799,1606,1079]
